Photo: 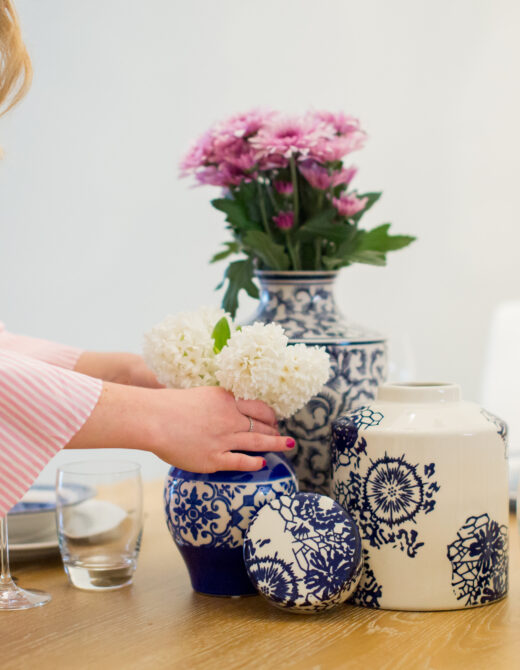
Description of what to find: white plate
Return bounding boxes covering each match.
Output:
[10,500,128,562]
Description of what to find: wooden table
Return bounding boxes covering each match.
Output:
[4,481,520,670]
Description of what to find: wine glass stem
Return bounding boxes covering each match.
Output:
[0,514,14,586]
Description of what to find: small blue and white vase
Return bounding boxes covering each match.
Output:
[331,382,509,611]
[248,270,387,495]
[164,452,297,596]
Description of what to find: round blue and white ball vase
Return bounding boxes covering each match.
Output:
[331,382,509,611]
[243,492,363,613]
[164,453,297,597]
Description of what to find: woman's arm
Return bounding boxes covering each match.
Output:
[73,351,163,388]
[0,350,293,517]
[0,325,162,387]
[66,384,291,473]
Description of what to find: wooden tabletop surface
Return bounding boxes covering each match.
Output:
[3,480,520,670]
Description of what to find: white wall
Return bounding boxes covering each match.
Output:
[1,0,519,480]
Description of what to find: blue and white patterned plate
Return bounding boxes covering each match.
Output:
[243,492,363,613]
[8,484,93,544]
[9,483,92,515]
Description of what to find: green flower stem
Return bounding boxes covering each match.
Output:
[286,232,301,270]
[289,156,302,269]
[256,180,271,236]
[265,183,278,211]
[289,156,300,227]
[314,239,322,270]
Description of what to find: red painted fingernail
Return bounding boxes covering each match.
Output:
[261,458,267,467]
[286,438,295,448]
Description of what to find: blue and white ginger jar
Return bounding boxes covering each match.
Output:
[249,270,387,495]
[164,452,297,596]
[331,382,509,611]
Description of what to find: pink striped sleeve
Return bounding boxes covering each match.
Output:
[0,323,83,370]
[0,350,102,517]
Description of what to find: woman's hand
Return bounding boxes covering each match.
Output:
[150,386,293,472]
[74,351,163,388]
[66,384,295,473]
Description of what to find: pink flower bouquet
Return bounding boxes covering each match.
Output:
[181,109,415,315]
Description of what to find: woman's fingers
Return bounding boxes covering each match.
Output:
[238,415,279,436]
[228,433,296,453]
[236,398,277,427]
[219,452,266,472]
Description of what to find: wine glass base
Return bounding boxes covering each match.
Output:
[0,584,51,610]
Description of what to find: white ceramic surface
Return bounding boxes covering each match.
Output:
[331,382,509,611]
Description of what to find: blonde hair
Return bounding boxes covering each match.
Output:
[0,0,31,115]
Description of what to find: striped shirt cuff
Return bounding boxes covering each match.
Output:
[0,350,102,517]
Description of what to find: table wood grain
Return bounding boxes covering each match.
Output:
[3,481,520,670]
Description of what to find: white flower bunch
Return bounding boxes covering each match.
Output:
[215,323,331,418]
[143,306,230,388]
[143,308,331,418]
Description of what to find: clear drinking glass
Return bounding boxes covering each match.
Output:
[56,461,143,591]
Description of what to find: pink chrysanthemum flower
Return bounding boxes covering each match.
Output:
[299,162,358,190]
[305,111,366,162]
[212,108,274,171]
[273,181,294,195]
[251,115,333,163]
[214,108,274,141]
[179,131,215,175]
[299,162,331,190]
[331,166,358,187]
[309,110,362,136]
[332,193,368,218]
[273,211,294,230]
[180,109,274,185]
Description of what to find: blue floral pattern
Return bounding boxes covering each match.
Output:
[349,548,382,608]
[364,455,424,525]
[332,409,441,607]
[480,408,508,459]
[280,345,386,494]
[165,476,297,549]
[447,514,508,606]
[244,493,362,612]
[247,272,387,495]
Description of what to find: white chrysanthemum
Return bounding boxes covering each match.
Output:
[143,306,229,388]
[216,323,331,418]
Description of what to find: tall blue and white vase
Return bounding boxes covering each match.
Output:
[164,452,297,596]
[331,382,509,610]
[249,271,387,495]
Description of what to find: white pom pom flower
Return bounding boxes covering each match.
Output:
[215,322,331,418]
[143,306,231,388]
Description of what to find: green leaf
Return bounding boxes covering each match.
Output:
[322,256,345,270]
[242,231,290,270]
[211,198,261,231]
[210,241,241,263]
[218,257,259,317]
[211,316,232,353]
[357,223,416,253]
[348,249,387,266]
[295,209,352,245]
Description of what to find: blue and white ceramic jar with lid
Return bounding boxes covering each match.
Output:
[249,270,387,495]
[331,382,509,611]
[164,452,297,596]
